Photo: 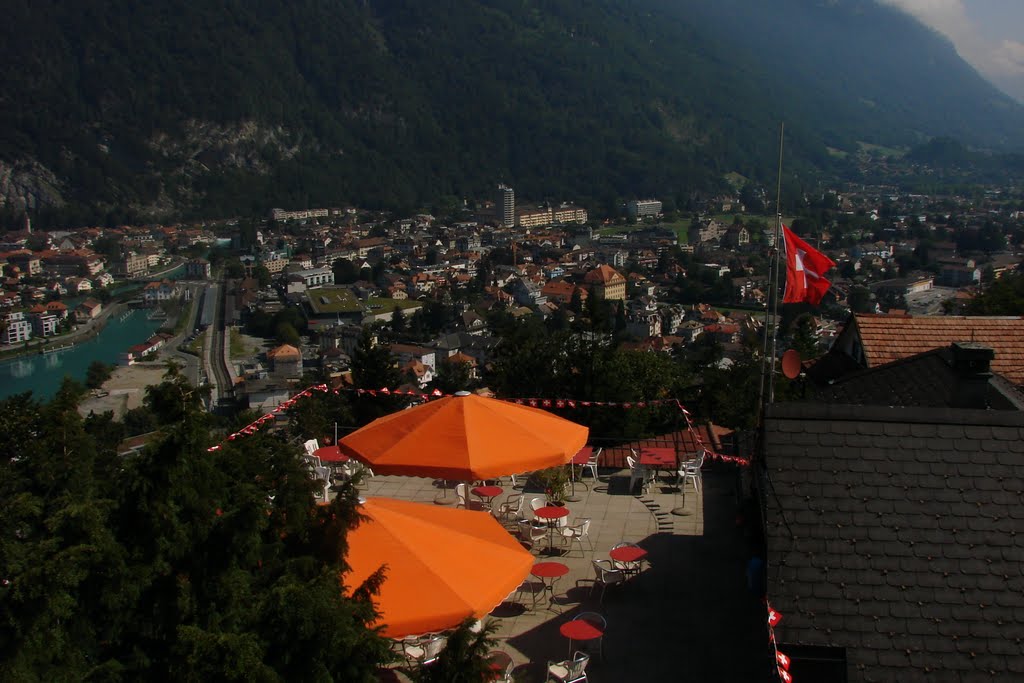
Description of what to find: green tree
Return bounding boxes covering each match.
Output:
[0,372,393,680]
[409,618,498,683]
[276,321,301,346]
[123,405,159,435]
[288,389,354,446]
[569,287,584,314]
[254,264,273,289]
[847,285,874,313]
[789,314,819,360]
[390,305,407,337]
[350,327,406,424]
[333,257,360,284]
[430,357,474,395]
[968,271,1024,314]
[85,360,115,390]
[224,259,245,279]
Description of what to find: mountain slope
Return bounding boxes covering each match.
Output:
[0,0,1021,225]
[675,0,1023,149]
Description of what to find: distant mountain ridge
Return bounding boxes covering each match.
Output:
[0,0,1021,226]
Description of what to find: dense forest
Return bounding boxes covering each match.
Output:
[0,368,395,680]
[1,0,1023,226]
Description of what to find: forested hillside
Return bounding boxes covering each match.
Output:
[1,0,1022,226]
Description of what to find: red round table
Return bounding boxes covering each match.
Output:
[472,485,503,508]
[314,445,349,463]
[531,561,569,610]
[609,545,647,575]
[534,506,571,554]
[559,619,605,658]
[609,545,647,563]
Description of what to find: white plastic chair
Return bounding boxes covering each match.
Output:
[494,493,524,524]
[303,438,319,455]
[529,496,548,523]
[510,577,544,609]
[559,518,593,557]
[403,634,445,666]
[586,559,625,603]
[676,449,706,492]
[518,519,548,552]
[308,463,332,501]
[547,651,590,683]
[509,577,544,610]
[626,455,652,494]
[583,447,602,481]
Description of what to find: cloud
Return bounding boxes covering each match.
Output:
[879,0,971,37]
[991,40,1024,76]
[879,2,1003,76]
[877,0,1024,101]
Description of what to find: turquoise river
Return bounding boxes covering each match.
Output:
[0,309,162,401]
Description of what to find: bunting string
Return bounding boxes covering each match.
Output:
[767,602,792,682]
[207,383,751,466]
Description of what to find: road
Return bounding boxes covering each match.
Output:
[163,284,204,387]
[162,278,233,409]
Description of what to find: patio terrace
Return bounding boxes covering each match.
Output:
[359,462,773,681]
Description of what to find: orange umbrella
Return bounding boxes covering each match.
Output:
[343,497,534,638]
[338,392,589,480]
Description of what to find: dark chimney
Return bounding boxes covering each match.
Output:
[950,342,994,409]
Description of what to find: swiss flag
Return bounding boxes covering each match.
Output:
[781,225,835,306]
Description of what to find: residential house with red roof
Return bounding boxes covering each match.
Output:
[267,344,303,379]
[817,313,1024,388]
[583,264,626,301]
[75,298,102,323]
[541,279,581,305]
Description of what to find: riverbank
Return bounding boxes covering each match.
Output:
[0,300,127,361]
[0,308,162,402]
[77,363,169,419]
[0,259,186,363]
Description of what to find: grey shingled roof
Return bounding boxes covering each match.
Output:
[809,347,1024,411]
[764,402,1024,681]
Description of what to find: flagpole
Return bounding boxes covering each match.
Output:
[758,122,785,411]
[768,123,785,404]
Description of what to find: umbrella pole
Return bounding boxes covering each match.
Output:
[564,462,581,502]
[434,480,456,505]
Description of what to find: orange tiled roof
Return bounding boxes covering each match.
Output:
[854,314,1024,385]
[267,344,301,359]
[583,264,625,285]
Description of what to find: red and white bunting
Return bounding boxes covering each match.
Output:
[203,383,750,468]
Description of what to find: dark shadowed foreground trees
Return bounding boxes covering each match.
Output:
[968,271,1024,315]
[0,373,392,681]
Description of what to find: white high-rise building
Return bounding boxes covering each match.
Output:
[497,184,515,228]
[627,199,662,219]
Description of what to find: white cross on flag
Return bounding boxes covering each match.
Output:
[781,225,836,306]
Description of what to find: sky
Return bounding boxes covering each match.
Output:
[880,0,1024,103]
